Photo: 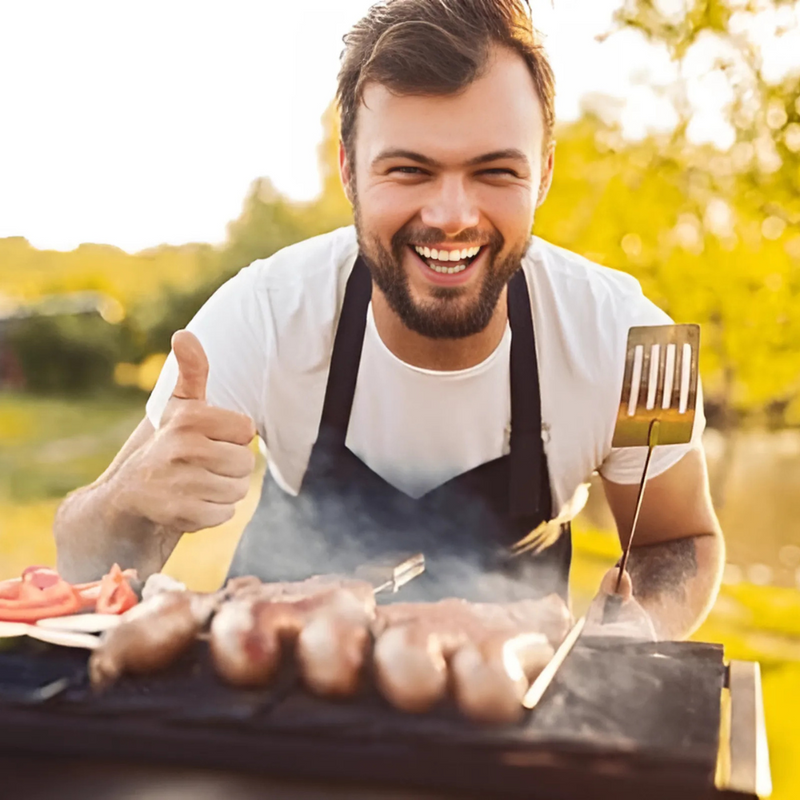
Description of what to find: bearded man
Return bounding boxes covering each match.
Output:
[54,0,724,640]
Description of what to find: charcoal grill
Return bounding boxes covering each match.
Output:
[0,632,770,800]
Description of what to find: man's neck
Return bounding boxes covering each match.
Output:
[371,288,509,371]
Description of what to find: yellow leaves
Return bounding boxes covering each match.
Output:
[114,353,167,392]
[620,232,643,258]
[0,403,36,443]
[762,215,787,240]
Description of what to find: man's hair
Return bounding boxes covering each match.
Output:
[336,0,555,160]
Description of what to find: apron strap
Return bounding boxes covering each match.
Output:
[318,255,373,445]
[507,268,551,520]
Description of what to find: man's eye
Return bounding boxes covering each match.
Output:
[388,166,425,175]
[481,168,517,177]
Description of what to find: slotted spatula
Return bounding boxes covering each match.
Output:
[603,323,700,622]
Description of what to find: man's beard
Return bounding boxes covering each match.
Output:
[353,203,530,340]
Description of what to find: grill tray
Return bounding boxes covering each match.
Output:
[0,637,726,800]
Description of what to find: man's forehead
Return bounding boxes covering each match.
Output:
[355,49,545,163]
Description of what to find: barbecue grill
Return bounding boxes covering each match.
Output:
[0,630,770,799]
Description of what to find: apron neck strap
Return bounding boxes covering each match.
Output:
[507,268,549,520]
[318,255,372,439]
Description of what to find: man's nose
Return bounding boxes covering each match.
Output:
[419,176,480,236]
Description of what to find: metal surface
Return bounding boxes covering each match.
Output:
[0,637,736,800]
[724,661,773,798]
[358,553,426,594]
[612,324,700,448]
[522,616,586,709]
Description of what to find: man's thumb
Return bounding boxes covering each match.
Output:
[171,330,209,402]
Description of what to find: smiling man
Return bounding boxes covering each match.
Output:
[55,0,724,640]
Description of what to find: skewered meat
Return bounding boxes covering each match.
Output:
[89,590,219,689]
[372,593,569,722]
[296,589,373,697]
[450,631,553,723]
[209,578,376,692]
[372,622,450,713]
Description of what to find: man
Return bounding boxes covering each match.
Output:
[54,0,724,640]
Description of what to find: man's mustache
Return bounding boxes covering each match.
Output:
[391,228,503,253]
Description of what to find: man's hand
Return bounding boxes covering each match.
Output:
[585,567,657,640]
[602,449,725,640]
[115,330,257,534]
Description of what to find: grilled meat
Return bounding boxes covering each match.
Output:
[372,593,568,722]
[209,577,376,693]
[89,590,220,689]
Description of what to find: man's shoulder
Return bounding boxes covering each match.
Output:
[525,237,644,303]
[245,225,358,290]
[523,236,673,364]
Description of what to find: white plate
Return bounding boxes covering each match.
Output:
[0,621,30,638]
[36,613,121,633]
[26,627,100,650]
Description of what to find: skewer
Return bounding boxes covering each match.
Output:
[360,553,426,594]
[521,616,585,709]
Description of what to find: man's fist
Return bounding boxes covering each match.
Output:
[584,567,657,641]
[117,331,258,534]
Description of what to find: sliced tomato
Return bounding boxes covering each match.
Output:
[0,570,81,622]
[21,566,61,589]
[95,564,139,615]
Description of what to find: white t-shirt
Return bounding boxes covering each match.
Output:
[146,225,704,511]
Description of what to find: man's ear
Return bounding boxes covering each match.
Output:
[339,140,355,205]
[536,141,556,208]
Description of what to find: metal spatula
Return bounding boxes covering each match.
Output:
[603,323,700,622]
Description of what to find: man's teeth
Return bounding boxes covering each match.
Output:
[412,245,481,273]
[414,245,481,261]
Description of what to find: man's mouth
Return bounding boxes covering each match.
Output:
[408,244,485,281]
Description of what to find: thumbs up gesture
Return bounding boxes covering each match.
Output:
[120,331,258,534]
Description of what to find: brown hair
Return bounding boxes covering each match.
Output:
[336,0,555,160]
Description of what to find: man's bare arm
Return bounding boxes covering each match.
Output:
[601,447,725,640]
[54,417,183,583]
[53,331,257,584]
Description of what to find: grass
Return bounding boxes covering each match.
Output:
[1,389,798,797]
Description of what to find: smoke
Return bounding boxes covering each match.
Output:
[226,464,572,606]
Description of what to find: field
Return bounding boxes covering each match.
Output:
[0,390,798,797]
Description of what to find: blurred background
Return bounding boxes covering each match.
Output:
[0,0,798,796]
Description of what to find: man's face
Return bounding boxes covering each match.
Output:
[340,47,554,340]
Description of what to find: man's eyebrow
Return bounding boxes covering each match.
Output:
[371,149,443,168]
[371,148,530,169]
[464,148,530,167]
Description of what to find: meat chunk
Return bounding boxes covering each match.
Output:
[210,577,376,693]
[89,590,220,689]
[371,593,569,722]
[296,589,374,697]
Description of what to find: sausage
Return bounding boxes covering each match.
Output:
[372,622,450,713]
[89,591,218,689]
[208,599,283,687]
[372,596,566,722]
[211,585,376,691]
[451,632,554,724]
[296,590,372,697]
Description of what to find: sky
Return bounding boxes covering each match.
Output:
[0,0,797,253]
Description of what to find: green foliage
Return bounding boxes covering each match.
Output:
[5,313,125,394]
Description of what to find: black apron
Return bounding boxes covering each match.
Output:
[227,256,571,602]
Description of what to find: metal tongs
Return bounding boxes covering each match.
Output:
[356,553,426,594]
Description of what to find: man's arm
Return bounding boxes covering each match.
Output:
[54,417,183,583]
[600,447,725,640]
[54,331,257,584]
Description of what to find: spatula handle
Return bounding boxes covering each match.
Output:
[614,420,660,594]
[602,593,624,624]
